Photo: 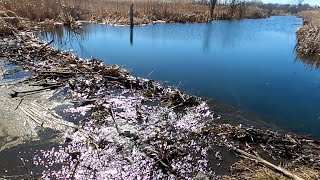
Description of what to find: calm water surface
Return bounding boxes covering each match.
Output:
[38,16,320,137]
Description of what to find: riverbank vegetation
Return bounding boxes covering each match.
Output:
[0,0,270,25]
[2,26,320,179]
[1,10,320,179]
[296,10,320,59]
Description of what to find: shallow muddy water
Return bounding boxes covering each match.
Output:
[38,16,320,137]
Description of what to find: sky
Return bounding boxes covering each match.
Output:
[261,0,320,5]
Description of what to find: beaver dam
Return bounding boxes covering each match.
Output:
[0,22,319,179]
[1,4,320,180]
[37,15,320,138]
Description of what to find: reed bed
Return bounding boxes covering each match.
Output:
[0,0,268,25]
[296,10,320,58]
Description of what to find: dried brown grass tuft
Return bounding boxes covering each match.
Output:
[223,159,320,180]
[296,10,320,57]
[0,19,14,35]
[0,0,268,25]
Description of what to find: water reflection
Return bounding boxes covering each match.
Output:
[38,26,90,47]
[296,53,320,69]
[202,23,212,52]
[130,26,134,46]
[37,16,320,138]
[37,25,97,56]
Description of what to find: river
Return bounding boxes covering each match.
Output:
[38,16,320,138]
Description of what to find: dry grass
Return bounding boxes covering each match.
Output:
[299,10,320,27]
[0,9,33,35]
[0,0,268,25]
[296,10,320,57]
[0,18,14,35]
[223,159,320,180]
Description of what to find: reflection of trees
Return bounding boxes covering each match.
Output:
[296,52,320,69]
[202,22,212,52]
[218,21,245,48]
[37,25,93,56]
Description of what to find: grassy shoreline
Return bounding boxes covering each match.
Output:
[1,6,320,180]
[1,0,269,26]
[296,10,320,59]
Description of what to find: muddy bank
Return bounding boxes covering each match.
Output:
[296,10,320,59]
[1,12,320,180]
[0,59,73,151]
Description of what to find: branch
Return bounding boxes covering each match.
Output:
[233,148,304,180]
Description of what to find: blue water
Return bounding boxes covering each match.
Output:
[38,16,320,137]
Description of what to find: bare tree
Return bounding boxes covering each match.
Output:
[297,0,304,4]
[297,0,304,12]
[239,1,246,18]
[209,0,218,19]
[229,0,241,18]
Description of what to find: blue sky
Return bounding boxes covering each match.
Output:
[261,0,320,5]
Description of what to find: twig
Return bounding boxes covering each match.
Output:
[18,156,29,173]
[14,98,23,110]
[233,148,304,180]
[38,39,54,53]
[146,70,154,78]
[177,90,186,102]
[18,106,42,125]
[10,84,62,98]
[31,82,62,87]
[31,102,64,120]
[38,70,98,75]
[1,174,29,178]
[108,106,121,134]
[70,160,80,179]
[113,16,122,26]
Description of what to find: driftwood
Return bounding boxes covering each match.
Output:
[10,84,62,98]
[233,148,304,180]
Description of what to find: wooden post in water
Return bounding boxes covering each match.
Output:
[130,26,134,46]
[129,3,134,45]
[130,4,134,28]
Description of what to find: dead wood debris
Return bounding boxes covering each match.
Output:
[1,29,320,179]
[0,31,200,108]
[201,124,320,179]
